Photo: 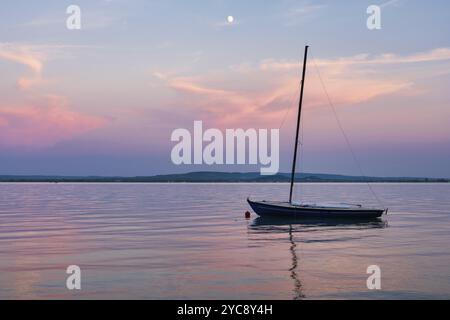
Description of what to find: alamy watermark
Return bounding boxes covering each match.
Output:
[66,5,81,30]
[171,121,279,175]
[367,5,381,30]
[66,265,81,290]
[366,265,381,290]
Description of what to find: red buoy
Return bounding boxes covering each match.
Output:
[245,211,251,219]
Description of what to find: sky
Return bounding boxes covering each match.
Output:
[0,0,449,177]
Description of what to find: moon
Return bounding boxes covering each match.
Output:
[227,16,234,24]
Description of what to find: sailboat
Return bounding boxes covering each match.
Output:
[247,46,387,219]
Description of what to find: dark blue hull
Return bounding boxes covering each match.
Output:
[247,199,385,219]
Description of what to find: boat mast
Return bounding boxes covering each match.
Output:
[289,45,309,204]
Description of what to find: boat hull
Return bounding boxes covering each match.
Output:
[247,199,385,219]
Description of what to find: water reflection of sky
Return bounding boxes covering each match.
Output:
[0,183,450,299]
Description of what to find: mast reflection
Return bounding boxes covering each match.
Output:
[288,224,305,300]
[249,217,387,300]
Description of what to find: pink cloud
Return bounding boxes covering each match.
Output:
[0,96,108,147]
[0,43,108,148]
[16,76,46,90]
[0,43,47,91]
[153,48,450,131]
[0,43,44,73]
[156,68,406,130]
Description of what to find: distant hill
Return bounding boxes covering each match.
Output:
[0,172,448,183]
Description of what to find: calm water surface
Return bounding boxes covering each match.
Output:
[0,183,449,299]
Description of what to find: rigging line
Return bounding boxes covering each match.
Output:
[281,88,303,193]
[311,54,384,208]
[279,88,302,202]
[249,76,298,200]
[250,74,298,200]
[294,108,305,200]
[279,50,306,130]
[278,87,302,130]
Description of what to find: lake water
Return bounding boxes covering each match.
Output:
[0,183,449,299]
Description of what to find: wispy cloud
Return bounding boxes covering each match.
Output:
[20,17,64,28]
[0,43,47,91]
[0,42,102,90]
[169,77,231,96]
[290,4,327,15]
[284,2,328,26]
[20,8,121,31]
[0,43,44,73]
[259,48,450,71]
[380,0,408,8]
[0,43,109,147]
[153,47,450,130]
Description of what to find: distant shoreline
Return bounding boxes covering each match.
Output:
[1,171,448,183]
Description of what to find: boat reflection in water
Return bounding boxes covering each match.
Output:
[249,217,388,300]
[251,217,388,229]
